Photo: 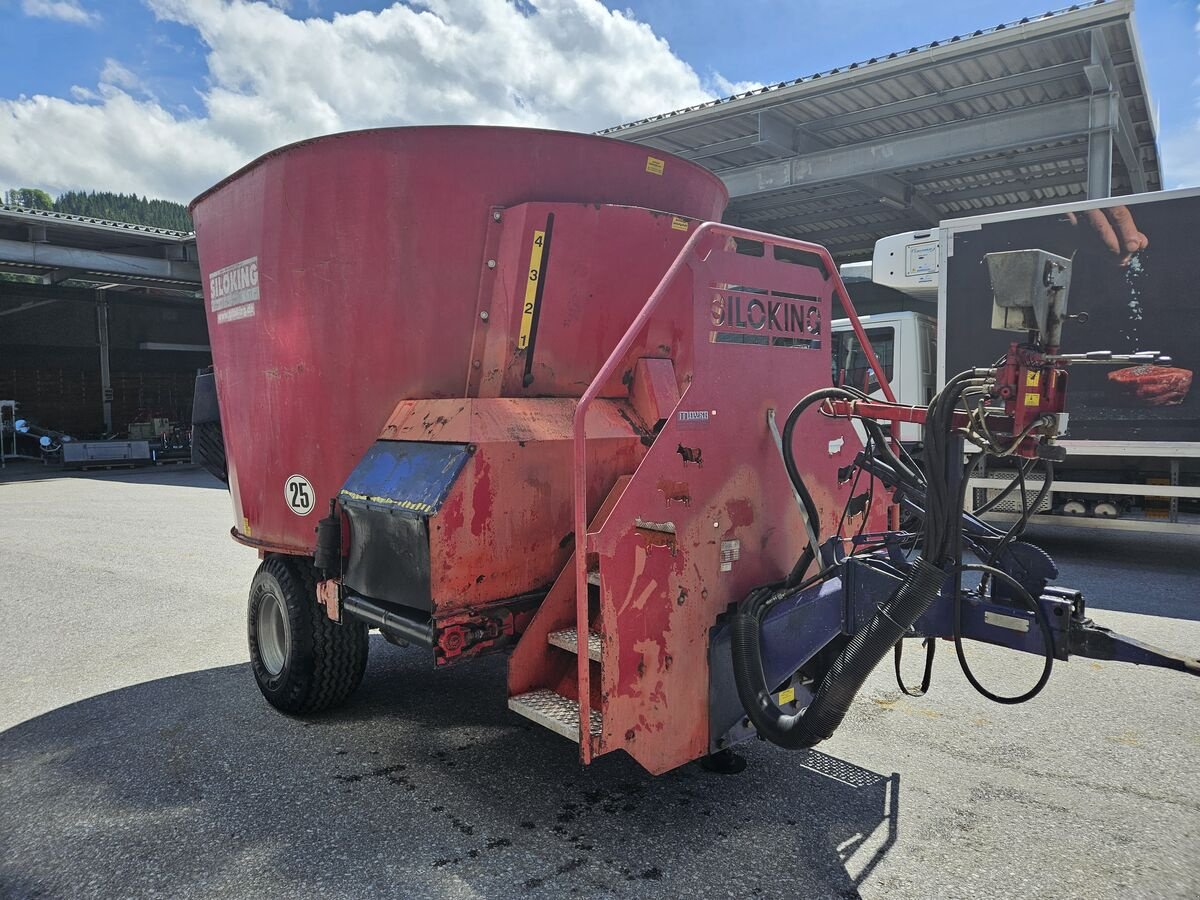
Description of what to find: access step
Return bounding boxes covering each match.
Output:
[547,628,602,662]
[508,689,602,741]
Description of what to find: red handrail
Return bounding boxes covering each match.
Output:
[569,222,891,760]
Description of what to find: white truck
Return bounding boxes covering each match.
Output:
[832,189,1200,535]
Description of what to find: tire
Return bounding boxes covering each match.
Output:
[247,554,368,713]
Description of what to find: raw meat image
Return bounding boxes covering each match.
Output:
[1107,365,1193,407]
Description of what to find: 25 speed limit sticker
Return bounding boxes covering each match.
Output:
[284,474,315,516]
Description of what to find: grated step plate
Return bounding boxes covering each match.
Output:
[547,628,602,662]
[508,689,602,742]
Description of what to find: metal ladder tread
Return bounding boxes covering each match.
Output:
[547,627,602,662]
[508,689,602,741]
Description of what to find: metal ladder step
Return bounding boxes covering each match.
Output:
[508,689,602,742]
[547,627,602,662]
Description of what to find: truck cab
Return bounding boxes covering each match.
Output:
[831,311,936,443]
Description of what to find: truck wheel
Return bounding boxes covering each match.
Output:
[248,555,368,713]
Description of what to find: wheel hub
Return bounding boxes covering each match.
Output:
[257,589,290,676]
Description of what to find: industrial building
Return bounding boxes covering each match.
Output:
[0,0,1160,443]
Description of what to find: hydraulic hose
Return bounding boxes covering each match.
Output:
[731,556,946,748]
[732,380,959,750]
[731,371,994,750]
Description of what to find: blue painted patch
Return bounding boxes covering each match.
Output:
[339,441,470,517]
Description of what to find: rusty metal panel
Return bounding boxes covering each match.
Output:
[588,237,889,774]
[373,398,644,612]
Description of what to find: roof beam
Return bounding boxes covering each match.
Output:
[1089,27,1146,193]
[719,98,1092,200]
[927,168,1086,205]
[908,143,1086,184]
[673,134,758,161]
[761,111,941,226]
[0,238,201,285]
[734,198,893,229]
[808,61,1087,133]
[798,217,924,243]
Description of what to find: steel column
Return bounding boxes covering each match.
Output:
[96,290,113,435]
[1086,92,1116,200]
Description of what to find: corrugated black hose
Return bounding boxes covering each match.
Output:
[730,375,982,749]
[731,556,946,748]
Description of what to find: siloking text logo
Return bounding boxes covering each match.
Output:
[710,291,821,347]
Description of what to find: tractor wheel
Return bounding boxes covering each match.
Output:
[247,554,369,713]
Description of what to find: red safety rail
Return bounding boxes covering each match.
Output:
[570,222,892,759]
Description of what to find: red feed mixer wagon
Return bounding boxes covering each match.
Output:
[191,127,1198,776]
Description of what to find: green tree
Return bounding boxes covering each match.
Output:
[3,188,53,209]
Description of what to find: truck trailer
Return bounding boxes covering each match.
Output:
[835,189,1200,534]
[191,127,1197,775]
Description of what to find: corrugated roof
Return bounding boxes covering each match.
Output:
[601,0,1160,259]
[0,205,194,240]
[0,205,200,294]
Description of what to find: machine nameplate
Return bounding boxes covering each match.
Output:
[984,611,1030,632]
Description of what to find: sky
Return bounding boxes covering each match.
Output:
[0,0,1196,205]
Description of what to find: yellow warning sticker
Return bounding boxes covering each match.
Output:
[243,516,252,536]
[645,156,665,176]
[671,216,690,231]
[517,230,545,351]
[779,686,796,705]
[1024,393,1041,407]
[1025,370,1041,388]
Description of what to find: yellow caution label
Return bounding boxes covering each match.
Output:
[778,686,796,705]
[671,216,690,231]
[645,156,665,176]
[243,516,252,536]
[1025,370,1041,388]
[517,230,545,351]
[1024,393,1041,407]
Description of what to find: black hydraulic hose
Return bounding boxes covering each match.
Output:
[730,373,982,750]
[953,563,1054,704]
[985,461,1055,567]
[780,387,863,534]
[731,556,947,748]
[972,459,1037,516]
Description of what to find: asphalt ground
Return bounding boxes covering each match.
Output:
[0,463,1197,899]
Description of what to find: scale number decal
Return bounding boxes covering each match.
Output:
[284,474,315,516]
[517,230,545,351]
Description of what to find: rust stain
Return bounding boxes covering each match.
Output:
[470,457,492,538]
[724,498,754,528]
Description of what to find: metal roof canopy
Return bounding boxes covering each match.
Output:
[600,0,1160,260]
[0,205,200,297]
[0,208,202,436]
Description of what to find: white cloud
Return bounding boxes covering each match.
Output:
[20,0,100,26]
[99,59,145,94]
[0,0,738,203]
